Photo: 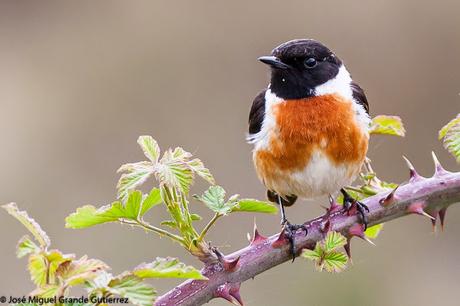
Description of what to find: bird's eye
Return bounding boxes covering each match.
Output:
[304,57,317,68]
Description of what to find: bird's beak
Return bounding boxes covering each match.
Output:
[258,56,292,70]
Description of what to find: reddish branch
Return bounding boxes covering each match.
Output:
[155,155,460,306]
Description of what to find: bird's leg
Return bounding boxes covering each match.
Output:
[277,195,308,261]
[340,188,370,230]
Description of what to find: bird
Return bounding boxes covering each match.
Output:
[247,39,371,259]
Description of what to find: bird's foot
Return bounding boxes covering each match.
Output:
[281,220,308,262]
[341,189,370,230]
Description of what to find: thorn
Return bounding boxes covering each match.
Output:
[431,151,450,177]
[229,283,243,306]
[402,156,424,182]
[407,202,436,221]
[213,248,240,272]
[429,209,438,232]
[379,185,399,207]
[439,207,447,231]
[271,230,288,248]
[215,283,242,305]
[328,195,341,213]
[250,221,267,245]
[348,223,375,246]
[344,238,352,261]
[223,256,240,272]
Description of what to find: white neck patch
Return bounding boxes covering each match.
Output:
[314,64,353,100]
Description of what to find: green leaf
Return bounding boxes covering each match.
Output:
[140,188,162,216]
[65,204,124,229]
[365,223,384,239]
[56,255,109,287]
[301,231,349,273]
[45,250,74,285]
[133,257,206,280]
[30,285,60,298]
[188,158,215,185]
[439,114,460,163]
[323,231,347,252]
[157,148,194,194]
[66,189,159,229]
[17,235,40,258]
[370,115,406,137]
[190,213,202,221]
[137,135,160,163]
[108,274,156,306]
[301,248,322,261]
[194,186,236,215]
[28,253,48,286]
[322,251,348,273]
[125,190,143,219]
[2,203,50,249]
[232,199,278,214]
[117,161,154,200]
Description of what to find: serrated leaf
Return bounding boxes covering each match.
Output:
[324,231,347,252]
[322,251,348,273]
[365,223,384,239]
[30,285,60,298]
[66,189,158,229]
[28,253,48,286]
[125,190,143,219]
[370,115,406,137]
[302,231,348,273]
[117,161,154,200]
[56,255,109,287]
[231,199,278,214]
[133,257,206,280]
[188,158,215,185]
[2,203,50,249]
[137,135,160,163]
[17,235,40,258]
[156,149,194,194]
[194,186,236,215]
[301,248,322,261]
[45,250,74,284]
[65,203,124,229]
[140,188,162,216]
[108,274,156,306]
[439,114,460,163]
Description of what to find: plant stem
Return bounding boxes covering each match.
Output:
[120,219,185,245]
[155,162,460,306]
[198,213,221,242]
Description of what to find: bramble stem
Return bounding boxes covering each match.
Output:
[155,165,460,306]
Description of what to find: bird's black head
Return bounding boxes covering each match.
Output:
[259,39,342,99]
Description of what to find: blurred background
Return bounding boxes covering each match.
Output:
[0,1,459,305]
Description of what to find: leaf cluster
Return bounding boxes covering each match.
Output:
[2,203,203,306]
[66,136,277,259]
[301,231,349,273]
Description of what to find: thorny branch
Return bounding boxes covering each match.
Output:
[155,154,460,306]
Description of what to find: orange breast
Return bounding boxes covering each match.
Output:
[255,94,368,178]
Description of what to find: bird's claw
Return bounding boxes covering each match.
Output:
[282,221,308,262]
[343,197,369,230]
